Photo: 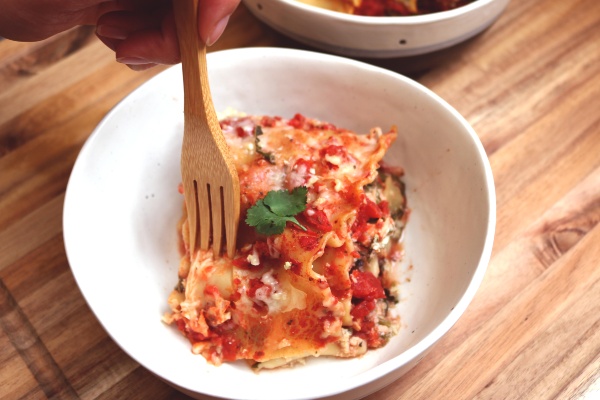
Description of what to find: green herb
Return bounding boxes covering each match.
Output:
[246,187,308,235]
[254,126,275,164]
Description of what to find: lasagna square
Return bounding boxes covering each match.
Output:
[164,114,408,369]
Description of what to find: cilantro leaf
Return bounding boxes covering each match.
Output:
[264,187,308,216]
[246,187,308,235]
[245,199,288,235]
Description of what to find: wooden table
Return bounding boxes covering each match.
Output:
[1,0,599,398]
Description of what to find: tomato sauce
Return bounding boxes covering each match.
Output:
[352,0,475,16]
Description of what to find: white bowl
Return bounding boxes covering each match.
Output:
[64,47,495,400]
[242,0,510,58]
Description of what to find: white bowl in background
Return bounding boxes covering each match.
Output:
[242,0,511,58]
[64,47,495,400]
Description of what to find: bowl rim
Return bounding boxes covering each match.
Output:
[64,47,496,400]
[252,0,500,25]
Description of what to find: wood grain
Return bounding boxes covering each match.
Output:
[0,1,599,399]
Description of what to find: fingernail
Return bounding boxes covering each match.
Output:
[206,15,230,46]
[127,63,157,71]
[96,25,129,40]
[116,57,150,65]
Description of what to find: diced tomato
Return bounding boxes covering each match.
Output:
[351,299,376,318]
[311,121,338,131]
[294,158,314,172]
[351,270,385,300]
[320,145,346,158]
[318,145,347,170]
[351,197,384,241]
[318,145,348,170]
[360,198,383,221]
[260,115,281,127]
[235,126,252,138]
[302,208,333,232]
[287,113,306,128]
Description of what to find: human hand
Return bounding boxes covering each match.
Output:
[0,0,240,71]
[96,0,240,70]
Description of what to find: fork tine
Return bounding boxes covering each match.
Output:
[223,184,240,259]
[198,181,211,251]
[182,179,198,255]
[210,185,223,256]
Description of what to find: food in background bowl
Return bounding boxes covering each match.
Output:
[165,113,409,369]
[299,0,476,16]
[242,0,510,58]
[63,48,495,400]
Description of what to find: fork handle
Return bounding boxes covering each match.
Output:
[173,0,227,152]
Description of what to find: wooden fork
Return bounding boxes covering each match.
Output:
[173,0,240,258]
